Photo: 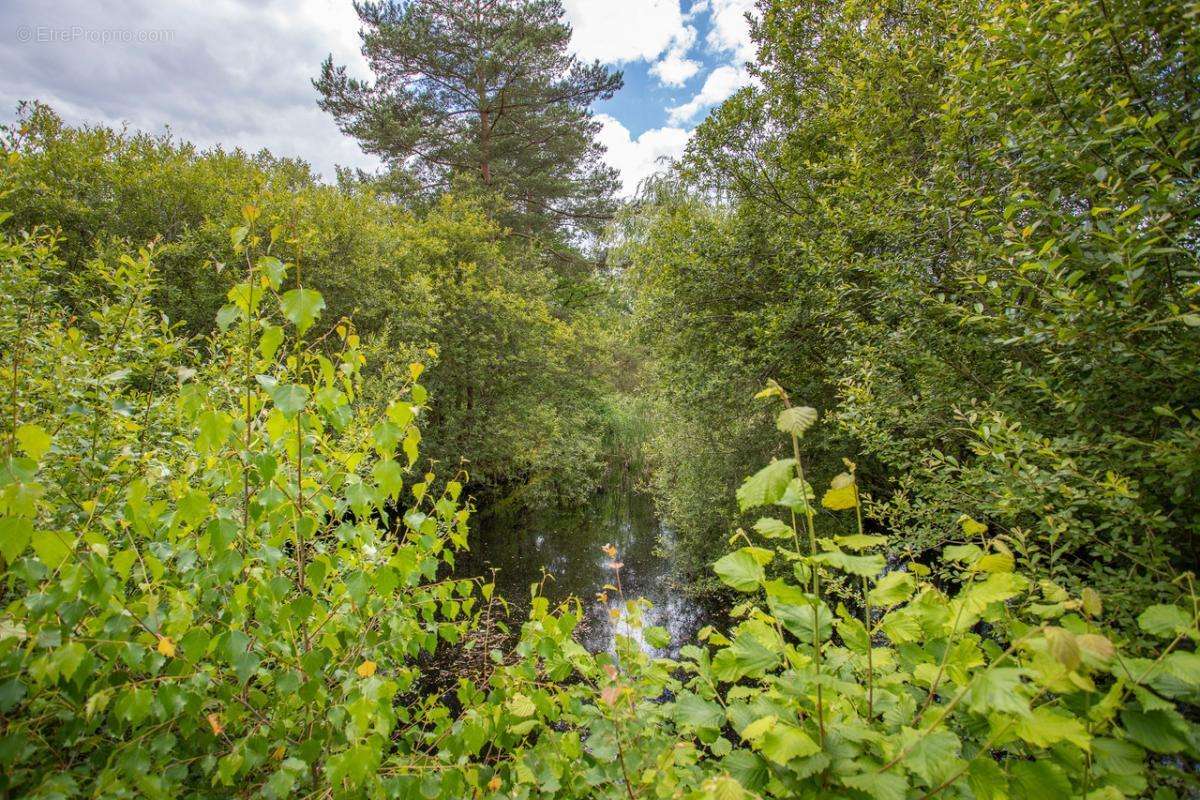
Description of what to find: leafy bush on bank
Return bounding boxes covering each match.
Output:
[1,196,1197,798]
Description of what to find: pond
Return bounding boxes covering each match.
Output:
[455,487,710,655]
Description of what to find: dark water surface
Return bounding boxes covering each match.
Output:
[456,488,709,654]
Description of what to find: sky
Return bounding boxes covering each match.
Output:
[0,0,757,196]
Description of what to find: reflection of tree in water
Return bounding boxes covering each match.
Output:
[456,488,708,655]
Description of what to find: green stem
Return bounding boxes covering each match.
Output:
[789,424,824,745]
[854,485,873,719]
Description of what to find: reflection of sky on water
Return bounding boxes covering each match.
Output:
[456,489,707,655]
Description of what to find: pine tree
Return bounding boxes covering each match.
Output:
[315,0,623,239]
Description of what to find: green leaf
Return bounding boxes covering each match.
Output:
[868,572,915,606]
[722,628,781,679]
[55,641,87,680]
[813,548,884,577]
[111,548,137,579]
[269,383,309,418]
[280,288,326,335]
[758,723,819,765]
[708,775,746,800]
[0,516,33,562]
[959,516,988,536]
[835,534,887,550]
[722,750,769,791]
[259,324,285,360]
[1137,605,1194,638]
[373,459,404,501]
[772,598,833,642]
[1014,706,1091,750]
[15,425,51,461]
[900,727,961,785]
[674,691,724,731]
[1044,626,1081,670]
[843,770,908,800]
[775,477,813,512]
[961,572,1025,613]
[1010,760,1071,800]
[776,406,817,436]
[713,548,769,592]
[967,759,1008,800]
[506,693,536,718]
[196,410,233,453]
[752,517,793,539]
[736,459,796,512]
[739,714,777,742]
[944,543,983,564]
[258,255,287,289]
[31,530,74,569]
[644,625,670,649]
[216,303,240,330]
[966,667,1029,717]
[1119,708,1188,753]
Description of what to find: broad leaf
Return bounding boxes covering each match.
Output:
[737,459,796,511]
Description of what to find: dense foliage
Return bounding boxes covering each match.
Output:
[622,0,1200,617]
[316,0,622,242]
[0,103,620,506]
[2,210,1197,796]
[3,0,1199,795]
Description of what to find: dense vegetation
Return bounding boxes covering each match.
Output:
[1,0,1199,797]
[623,0,1200,619]
[0,102,623,506]
[2,207,1198,798]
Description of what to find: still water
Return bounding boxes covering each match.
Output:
[456,488,708,654]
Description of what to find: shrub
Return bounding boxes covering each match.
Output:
[1,183,1197,798]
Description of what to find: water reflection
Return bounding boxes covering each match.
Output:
[456,488,707,655]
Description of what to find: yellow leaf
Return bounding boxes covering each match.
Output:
[971,553,1015,574]
[1081,588,1102,617]
[754,381,784,401]
[959,515,988,537]
[740,714,778,742]
[1045,627,1081,670]
[156,636,176,658]
[821,473,858,510]
[487,776,502,792]
[16,424,52,461]
[207,713,223,735]
[1077,633,1115,663]
[356,660,377,678]
[409,362,425,381]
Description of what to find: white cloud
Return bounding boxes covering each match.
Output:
[563,0,687,64]
[706,0,756,64]
[648,25,700,87]
[0,0,379,181]
[666,64,752,124]
[684,0,711,19]
[595,114,690,195]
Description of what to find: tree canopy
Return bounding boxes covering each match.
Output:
[315,0,622,239]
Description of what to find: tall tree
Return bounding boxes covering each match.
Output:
[315,0,623,239]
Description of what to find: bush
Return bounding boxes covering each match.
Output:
[0,104,618,507]
[2,197,1196,797]
[623,0,1200,621]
